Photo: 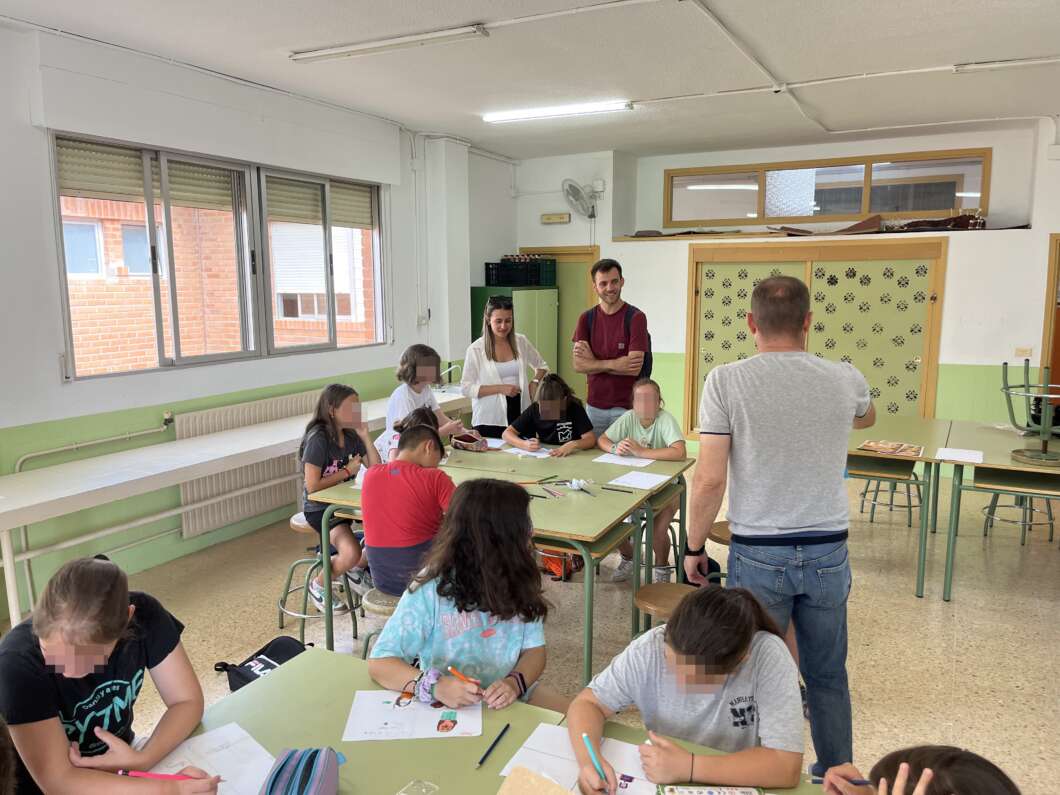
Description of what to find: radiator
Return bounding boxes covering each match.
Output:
[174,389,319,539]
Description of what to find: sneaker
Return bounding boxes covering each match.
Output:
[611,556,635,583]
[800,682,810,720]
[308,578,327,612]
[652,566,672,583]
[347,567,374,596]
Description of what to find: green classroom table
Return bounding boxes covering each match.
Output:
[200,648,564,794]
[310,447,693,684]
[846,415,952,597]
[939,420,1060,601]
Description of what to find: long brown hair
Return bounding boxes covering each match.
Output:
[393,406,439,434]
[396,344,441,386]
[870,746,1020,795]
[33,557,131,645]
[415,479,547,622]
[482,295,519,363]
[533,373,583,409]
[664,586,781,671]
[300,383,358,458]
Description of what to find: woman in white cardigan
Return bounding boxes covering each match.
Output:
[461,294,549,438]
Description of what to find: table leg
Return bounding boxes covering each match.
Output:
[915,469,931,598]
[320,504,337,651]
[942,464,964,602]
[676,475,688,579]
[640,503,655,634]
[570,540,595,686]
[1,528,20,630]
[930,462,941,534]
[630,511,643,639]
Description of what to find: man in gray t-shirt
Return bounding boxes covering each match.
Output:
[683,276,875,776]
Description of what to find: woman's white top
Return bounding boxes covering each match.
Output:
[495,358,521,386]
[461,333,548,428]
[374,382,440,460]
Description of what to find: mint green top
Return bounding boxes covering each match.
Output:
[604,409,684,450]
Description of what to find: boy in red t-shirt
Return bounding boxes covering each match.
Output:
[361,424,455,596]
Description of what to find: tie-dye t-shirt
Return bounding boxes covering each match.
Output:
[369,577,544,688]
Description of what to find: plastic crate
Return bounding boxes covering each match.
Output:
[485,257,557,287]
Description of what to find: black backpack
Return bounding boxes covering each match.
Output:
[214,636,309,692]
[585,303,653,379]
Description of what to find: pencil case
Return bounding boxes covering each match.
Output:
[260,747,339,795]
[451,432,488,452]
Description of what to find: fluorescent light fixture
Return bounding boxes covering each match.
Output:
[686,183,758,190]
[291,24,488,63]
[745,213,758,218]
[874,162,892,167]
[955,191,981,198]
[482,100,632,124]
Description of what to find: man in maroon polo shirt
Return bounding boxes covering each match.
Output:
[572,258,650,581]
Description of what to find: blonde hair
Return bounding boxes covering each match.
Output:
[33,558,130,645]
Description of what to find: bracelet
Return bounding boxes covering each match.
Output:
[417,667,442,703]
[684,542,705,556]
[342,466,353,481]
[610,442,618,455]
[506,671,527,697]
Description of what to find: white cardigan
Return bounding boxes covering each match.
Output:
[461,333,548,428]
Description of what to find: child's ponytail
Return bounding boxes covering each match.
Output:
[664,586,781,672]
[534,373,582,408]
[33,557,130,645]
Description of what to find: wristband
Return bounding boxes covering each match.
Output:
[610,442,618,455]
[342,466,353,481]
[418,667,442,703]
[684,542,705,556]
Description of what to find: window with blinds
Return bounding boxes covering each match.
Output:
[52,135,383,378]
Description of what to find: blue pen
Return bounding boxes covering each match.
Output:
[812,776,872,786]
[581,732,608,788]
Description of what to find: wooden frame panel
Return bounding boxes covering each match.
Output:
[1039,233,1060,371]
[683,237,949,434]
[664,147,991,228]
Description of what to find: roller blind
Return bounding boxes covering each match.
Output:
[265,176,324,225]
[56,137,158,201]
[165,160,236,212]
[329,180,374,230]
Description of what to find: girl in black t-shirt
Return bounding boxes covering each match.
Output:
[0,558,217,795]
[502,374,597,457]
[299,383,382,608]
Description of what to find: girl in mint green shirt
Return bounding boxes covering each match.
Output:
[599,378,688,584]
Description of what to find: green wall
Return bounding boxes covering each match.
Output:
[0,362,439,622]
[934,363,1035,424]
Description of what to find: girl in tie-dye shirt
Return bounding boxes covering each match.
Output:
[368,479,570,713]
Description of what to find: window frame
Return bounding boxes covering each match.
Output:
[663,147,992,228]
[59,219,106,278]
[118,223,154,277]
[48,131,387,381]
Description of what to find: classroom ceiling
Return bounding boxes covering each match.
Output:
[2,0,1060,159]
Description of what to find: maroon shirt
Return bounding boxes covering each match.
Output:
[572,303,649,410]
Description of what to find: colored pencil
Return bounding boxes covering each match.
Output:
[601,485,634,494]
[447,665,481,685]
[812,777,872,786]
[118,771,196,781]
[475,722,510,768]
[581,733,607,783]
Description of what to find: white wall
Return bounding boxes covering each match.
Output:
[0,25,461,430]
[516,151,613,248]
[468,153,516,286]
[515,120,1058,366]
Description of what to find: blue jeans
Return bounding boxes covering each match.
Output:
[586,404,627,440]
[728,540,852,772]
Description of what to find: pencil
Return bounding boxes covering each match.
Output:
[601,486,634,494]
[118,771,196,781]
[476,722,510,769]
[812,777,871,786]
[581,733,607,782]
[447,665,481,685]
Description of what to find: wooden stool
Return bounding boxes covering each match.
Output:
[277,513,358,644]
[707,520,731,547]
[360,588,401,659]
[633,582,696,622]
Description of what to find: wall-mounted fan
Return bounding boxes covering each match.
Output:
[562,178,599,220]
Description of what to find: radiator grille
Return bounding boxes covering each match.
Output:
[174,390,318,539]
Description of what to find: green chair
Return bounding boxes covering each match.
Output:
[858,476,923,528]
[982,495,1055,544]
[636,480,685,583]
[277,512,360,644]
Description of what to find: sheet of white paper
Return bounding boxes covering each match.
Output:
[342,690,483,741]
[936,447,984,464]
[486,438,506,449]
[593,453,653,468]
[608,471,671,490]
[500,725,655,793]
[150,723,274,795]
[502,447,552,459]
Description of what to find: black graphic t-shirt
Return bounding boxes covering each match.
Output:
[0,592,183,795]
[510,400,594,446]
[301,426,369,513]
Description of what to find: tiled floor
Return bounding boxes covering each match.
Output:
[126,476,1059,794]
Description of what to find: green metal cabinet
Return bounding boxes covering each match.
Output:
[470,286,558,370]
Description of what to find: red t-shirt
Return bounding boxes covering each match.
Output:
[361,461,455,547]
[572,303,649,410]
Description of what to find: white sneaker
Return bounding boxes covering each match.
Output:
[611,557,635,583]
[652,566,672,583]
[308,578,327,612]
[347,567,374,596]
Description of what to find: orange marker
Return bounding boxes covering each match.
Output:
[447,665,481,685]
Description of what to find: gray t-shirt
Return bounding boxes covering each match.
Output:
[589,627,803,754]
[698,352,870,537]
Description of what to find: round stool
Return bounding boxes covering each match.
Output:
[633,583,696,623]
[360,588,401,659]
[707,520,731,547]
